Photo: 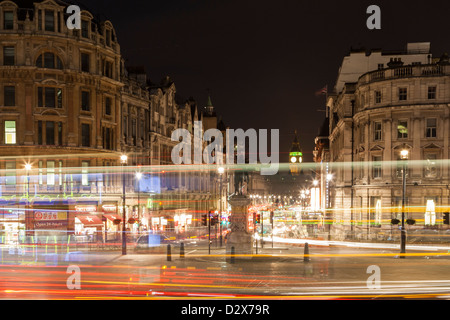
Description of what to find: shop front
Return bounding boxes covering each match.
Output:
[0,208,26,245]
[73,204,103,243]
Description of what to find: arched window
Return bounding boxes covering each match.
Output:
[36,52,63,69]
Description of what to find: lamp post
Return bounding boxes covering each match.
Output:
[120,154,128,255]
[218,166,224,247]
[400,149,409,258]
[135,172,143,236]
[24,164,31,240]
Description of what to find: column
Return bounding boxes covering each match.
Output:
[226,195,252,261]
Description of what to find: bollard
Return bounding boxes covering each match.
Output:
[230,246,235,264]
[304,242,310,262]
[180,242,185,258]
[167,244,172,262]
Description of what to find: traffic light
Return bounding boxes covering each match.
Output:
[201,214,208,226]
[444,212,449,225]
[255,213,261,224]
[211,214,218,226]
[270,211,274,224]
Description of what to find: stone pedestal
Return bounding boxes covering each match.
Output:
[226,195,252,261]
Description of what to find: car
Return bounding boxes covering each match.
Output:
[134,233,181,251]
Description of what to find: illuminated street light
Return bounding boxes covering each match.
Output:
[400,148,409,258]
[313,180,319,186]
[135,171,143,235]
[121,154,128,255]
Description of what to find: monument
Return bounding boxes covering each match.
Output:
[226,170,253,261]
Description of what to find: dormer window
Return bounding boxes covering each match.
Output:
[44,10,55,32]
[81,19,89,38]
[105,29,111,46]
[3,11,13,30]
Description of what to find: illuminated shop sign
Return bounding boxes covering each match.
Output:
[75,205,97,212]
[34,211,67,221]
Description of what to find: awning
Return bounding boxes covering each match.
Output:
[103,214,122,222]
[76,215,104,226]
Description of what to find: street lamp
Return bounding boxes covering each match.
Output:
[400,149,409,258]
[218,166,224,247]
[24,164,32,239]
[135,171,143,236]
[120,154,128,255]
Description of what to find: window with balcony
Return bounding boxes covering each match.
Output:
[4,120,16,144]
[4,86,15,106]
[3,11,13,30]
[3,46,14,66]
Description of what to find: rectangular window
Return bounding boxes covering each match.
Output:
[372,156,382,178]
[106,29,111,47]
[397,120,408,139]
[377,64,384,70]
[45,87,55,108]
[81,161,89,186]
[81,123,90,147]
[105,97,112,115]
[58,122,62,146]
[38,160,43,185]
[38,121,43,145]
[4,86,15,106]
[399,88,408,101]
[81,19,89,38]
[428,86,437,100]
[123,115,128,138]
[374,121,382,141]
[46,121,55,145]
[4,120,16,144]
[5,161,16,186]
[3,11,13,30]
[81,91,90,111]
[47,161,55,186]
[426,118,437,138]
[375,90,382,104]
[81,53,90,72]
[424,154,437,178]
[38,87,62,108]
[44,10,54,32]
[3,46,14,66]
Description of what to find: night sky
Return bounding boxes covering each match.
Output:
[76,0,450,162]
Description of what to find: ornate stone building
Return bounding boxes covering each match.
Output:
[327,43,450,240]
[0,0,224,244]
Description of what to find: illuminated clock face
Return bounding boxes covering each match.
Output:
[290,156,297,163]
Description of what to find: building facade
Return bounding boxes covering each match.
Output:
[0,0,226,244]
[327,43,450,240]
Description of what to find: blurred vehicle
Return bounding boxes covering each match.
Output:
[134,233,181,252]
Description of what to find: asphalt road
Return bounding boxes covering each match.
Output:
[1,240,450,300]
